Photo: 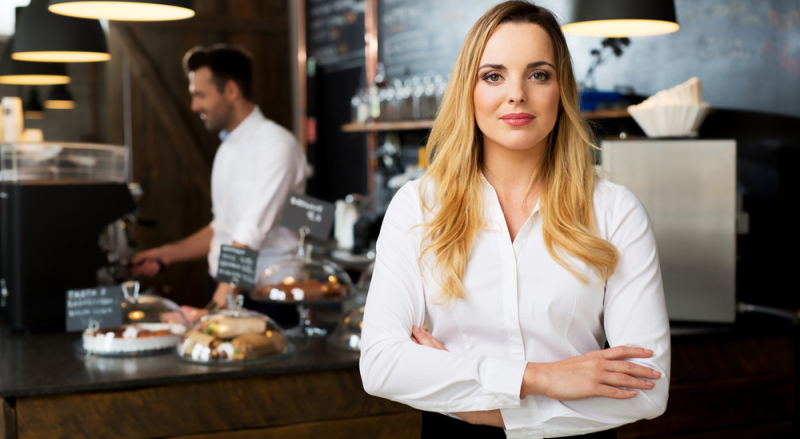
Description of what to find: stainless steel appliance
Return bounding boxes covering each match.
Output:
[600,139,736,323]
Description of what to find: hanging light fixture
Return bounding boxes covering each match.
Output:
[562,0,679,37]
[0,38,71,85]
[23,89,46,120]
[48,0,195,22]
[45,84,76,109]
[12,0,110,63]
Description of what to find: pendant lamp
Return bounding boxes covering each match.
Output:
[0,38,71,85]
[562,0,679,37]
[12,0,110,63]
[24,89,46,120]
[45,84,76,109]
[48,0,195,22]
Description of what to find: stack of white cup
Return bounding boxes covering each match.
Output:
[627,77,712,138]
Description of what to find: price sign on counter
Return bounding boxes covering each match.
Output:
[216,245,259,289]
[279,193,335,240]
[65,287,122,332]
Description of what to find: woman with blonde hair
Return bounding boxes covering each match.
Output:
[359,1,670,438]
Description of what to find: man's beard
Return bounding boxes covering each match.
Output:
[203,114,227,132]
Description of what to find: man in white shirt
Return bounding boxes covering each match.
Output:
[132,45,306,308]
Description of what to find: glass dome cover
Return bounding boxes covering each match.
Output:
[355,261,374,293]
[330,262,373,351]
[81,281,188,355]
[330,306,364,352]
[176,295,293,364]
[251,254,354,304]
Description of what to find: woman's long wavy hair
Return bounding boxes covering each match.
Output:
[420,1,619,302]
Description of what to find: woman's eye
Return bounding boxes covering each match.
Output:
[484,73,502,82]
[532,71,549,81]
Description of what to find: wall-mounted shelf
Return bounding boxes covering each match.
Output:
[341,120,436,132]
[341,109,630,132]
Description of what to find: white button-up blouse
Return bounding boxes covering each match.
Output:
[360,177,670,439]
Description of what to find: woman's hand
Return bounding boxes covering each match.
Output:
[410,325,448,351]
[521,346,662,400]
[410,326,505,429]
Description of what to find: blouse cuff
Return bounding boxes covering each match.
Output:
[501,397,544,439]
[480,357,528,407]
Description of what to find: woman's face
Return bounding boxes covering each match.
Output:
[473,23,560,153]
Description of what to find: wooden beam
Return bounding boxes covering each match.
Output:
[111,24,212,199]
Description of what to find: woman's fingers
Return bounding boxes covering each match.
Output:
[594,385,639,399]
[411,326,436,349]
[411,326,448,351]
[606,360,662,379]
[600,346,653,360]
[601,372,656,390]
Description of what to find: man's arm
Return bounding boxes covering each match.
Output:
[131,226,213,277]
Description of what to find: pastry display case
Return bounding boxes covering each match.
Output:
[330,261,373,352]
[80,281,187,355]
[250,227,354,338]
[176,295,293,365]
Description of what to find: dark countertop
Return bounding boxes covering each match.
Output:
[0,330,360,399]
[1,312,795,400]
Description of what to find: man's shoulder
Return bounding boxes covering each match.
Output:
[250,119,300,151]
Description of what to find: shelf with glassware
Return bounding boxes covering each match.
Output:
[341,109,630,132]
[342,75,630,133]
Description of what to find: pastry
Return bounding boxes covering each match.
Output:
[255,279,348,302]
[82,323,185,353]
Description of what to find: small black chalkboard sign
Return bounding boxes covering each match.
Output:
[65,286,123,332]
[279,193,335,240]
[216,245,259,289]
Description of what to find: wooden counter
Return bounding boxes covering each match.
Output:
[0,314,796,438]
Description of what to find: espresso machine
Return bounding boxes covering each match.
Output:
[0,142,136,331]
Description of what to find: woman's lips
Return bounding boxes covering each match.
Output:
[500,113,535,126]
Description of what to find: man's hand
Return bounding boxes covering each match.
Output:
[212,282,235,308]
[131,247,168,277]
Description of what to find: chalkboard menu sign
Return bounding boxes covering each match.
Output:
[570,0,800,118]
[217,245,259,289]
[65,287,123,332]
[308,0,366,72]
[375,0,800,118]
[279,193,335,240]
[378,0,501,78]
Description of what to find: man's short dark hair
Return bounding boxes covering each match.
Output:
[183,44,253,100]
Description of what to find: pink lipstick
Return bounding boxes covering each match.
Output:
[500,112,535,126]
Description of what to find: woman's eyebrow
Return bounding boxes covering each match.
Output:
[478,61,556,70]
[528,61,555,69]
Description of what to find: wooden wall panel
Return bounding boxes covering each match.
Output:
[106,0,293,307]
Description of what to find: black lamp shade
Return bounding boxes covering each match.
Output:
[49,0,195,21]
[563,0,679,37]
[24,88,46,120]
[0,37,71,85]
[45,84,76,109]
[12,0,110,63]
